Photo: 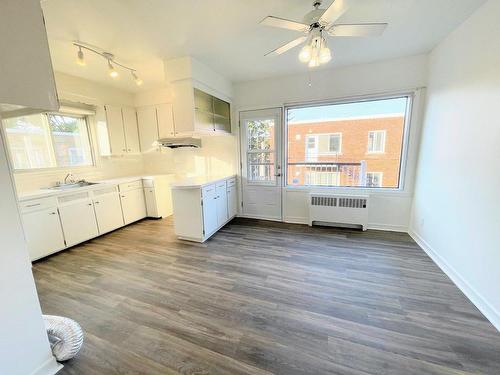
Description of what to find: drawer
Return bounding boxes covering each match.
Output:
[227,178,236,187]
[216,181,227,189]
[202,184,216,197]
[118,180,143,192]
[92,185,118,196]
[142,179,154,188]
[19,196,58,214]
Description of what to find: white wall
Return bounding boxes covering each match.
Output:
[0,118,61,375]
[234,54,428,231]
[410,0,500,330]
[13,72,144,192]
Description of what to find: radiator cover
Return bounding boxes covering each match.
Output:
[309,193,369,230]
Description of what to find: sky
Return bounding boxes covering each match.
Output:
[288,97,408,123]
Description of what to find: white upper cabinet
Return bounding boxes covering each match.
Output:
[157,103,175,138]
[137,106,159,153]
[104,105,140,155]
[122,107,140,153]
[0,0,58,115]
[137,103,175,153]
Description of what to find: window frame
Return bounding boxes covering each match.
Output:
[367,130,386,154]
[3,111,96,173]
[284,93,413,191]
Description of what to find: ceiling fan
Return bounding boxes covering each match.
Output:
[260,0,388,67]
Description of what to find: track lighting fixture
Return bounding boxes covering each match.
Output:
[76,46,85,66]
[73,42,143,85]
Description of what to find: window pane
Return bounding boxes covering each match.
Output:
[3,114,55,169]
[247,119,275,151]
[287,97,407,188]
[248,152,274,182]
[48,114,93,167]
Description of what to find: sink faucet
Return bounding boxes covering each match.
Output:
[64,173,75,184]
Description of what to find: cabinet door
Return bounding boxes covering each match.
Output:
[137,106,159,153]
[120,188,147,225]
[104,105,127,155]
[23,208,65,260]
[59,200,99,247]
[94,193,124,234]
[144,187,159,218]
[202,185,218,236]
[157,103,175,137]
[214,97,231,133]
[122,107,140,153]
[227,185,237,219]
[215,182,228,226]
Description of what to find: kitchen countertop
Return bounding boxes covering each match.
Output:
[17,174,175,201]
[170,175,236,189]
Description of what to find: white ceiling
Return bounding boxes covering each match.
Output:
[41,0,486,92]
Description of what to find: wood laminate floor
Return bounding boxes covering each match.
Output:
[33,217,500,375]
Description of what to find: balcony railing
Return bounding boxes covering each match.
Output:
[288,161,366,187]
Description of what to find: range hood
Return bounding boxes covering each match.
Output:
[157,137,201,149]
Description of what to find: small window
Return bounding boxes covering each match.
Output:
[366,172,383,187]
[3,113,94,170]
[328,134,341,153]
[367,130,386,153]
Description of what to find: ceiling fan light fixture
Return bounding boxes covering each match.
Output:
[299,45,312,63]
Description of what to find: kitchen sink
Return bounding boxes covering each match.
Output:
[46,181,100,190]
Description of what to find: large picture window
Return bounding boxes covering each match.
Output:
[2,113,94,170]
[286,96,409,188]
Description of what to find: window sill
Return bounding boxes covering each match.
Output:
[13,165,97,175]
[284,184,412,197]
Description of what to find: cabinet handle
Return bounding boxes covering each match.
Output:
[95,201,100,204]
[122,149,127,151]
[49,212,57,215]
[128,149,131,151]
[26,203,41,207]
[88,203,93,206]
[121,195,126,198]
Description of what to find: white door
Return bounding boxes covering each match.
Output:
[59,200,99,247]
[215,181,228,226]
[137,106,159,153]
[23,208,65,260]
[240,108,282,221]
[202,184,218,236]
[94,193,124,234]
[120,189,147,225]
[122,107,140,153]
[104,105,126,155]
[226,185,237,219]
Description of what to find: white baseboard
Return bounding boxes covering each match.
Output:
[409,229,500,332]
[367,223,408,232]
[283,216,308,225]
[30,356,63,375]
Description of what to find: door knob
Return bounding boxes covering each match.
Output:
[275,173,282,177]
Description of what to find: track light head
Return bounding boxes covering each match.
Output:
[107,60,118,78]
[76,47,86,66]
[131,71,143,86]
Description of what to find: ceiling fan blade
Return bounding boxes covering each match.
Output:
[327,23,388,37]
[265,36,307,56]
[260,16,309,32]
[319,0,349,27]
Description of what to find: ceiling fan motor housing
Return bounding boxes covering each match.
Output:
[303,8,326,28]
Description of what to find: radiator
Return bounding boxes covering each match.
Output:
[308,193,369,230]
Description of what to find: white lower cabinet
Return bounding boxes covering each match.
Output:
[215,181,228,226]
[94,193,124,234]
[120,188,147,225]
[171,176,236,242]
[58,200,99,247]
[202,184,218,236]
[227,184,237,219]
[22,207,65,260]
